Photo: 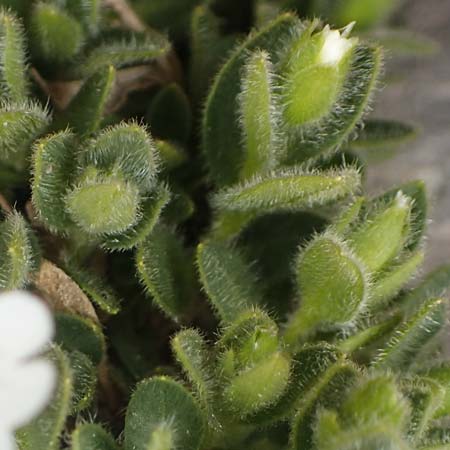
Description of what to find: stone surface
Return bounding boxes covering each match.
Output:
[366,0,450,271]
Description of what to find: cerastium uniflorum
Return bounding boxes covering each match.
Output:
[0,1,448,450]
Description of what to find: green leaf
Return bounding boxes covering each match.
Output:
[223,350,291,419]
[189,6,236,105]
[71,424,118,450]
[54,312,106,365]
[82,122,159,193]
[202,13,299,186]
[420,428,450,450]
[348,191,412,273]
[54,65,116,136]
[196,240,263,323]
[102,184,170,251]
[283,45,382,165]
[146,83,192,144]
[372,180,427,252]
[285,233,368,345]
[212,167,361,216]
[68,350,97,413]
[245,343,341,425]
[402,376,444,441]
[63,260,122,314]
[289,361,359,450]
[17,346,73,450]
[0,9,29,102]
[171,329,219,429]
[81,31,170,77]
[136,224,196,322]
[281,23,358,127]
[350,119,417,150]
[337,315,401,355]
[370,251,424,309]
[239,49,280,180]
[341,374,409,430]
[66,0,101,36]
[400,264,450,317]
[334,197,365,235]
[373,298,446,371]
[314,375,411,450]
[0,211,40,289]
[30,2,84,62]
[420,364,450,419]
[124,376,205,450]
[32,130,77,233]
[0,101,50,172]
[66,171,141,236]
[155,140,187,172]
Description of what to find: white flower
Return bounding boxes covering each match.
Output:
[0,291,56,450]
[319,23,357,66]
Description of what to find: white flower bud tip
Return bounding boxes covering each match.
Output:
[319,24,358,66]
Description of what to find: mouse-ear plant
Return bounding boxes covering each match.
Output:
[0,2,449,450]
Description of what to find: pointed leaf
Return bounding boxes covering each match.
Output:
[54,65,115,136]
[81,31,170,77]
[30,2,84,62]
[202,13,299,186]
[0,9,29,102]
[136,224,195,322]
[373,298,446,371]
[68,350,96,414]
[196,240,263,323]
[350,119,417,150]
[0,212,40,289]
[32,130,77,233]
[212,167,361,215]
[239,49,280,180]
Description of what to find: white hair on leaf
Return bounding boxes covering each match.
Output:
[0,291,56,450]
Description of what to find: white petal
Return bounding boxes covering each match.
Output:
[0,429,16,450]
[0,291,54,361]
[319,29,356,66]
[0,359,57,429]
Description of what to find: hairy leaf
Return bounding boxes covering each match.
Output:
[0,212,40,289]
[71,424,118,450]
[196,240,263,323]
[374,298,446,371]
[124,376,205,450]
[136,224,195,322]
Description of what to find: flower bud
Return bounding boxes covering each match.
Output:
[282,23,358,126]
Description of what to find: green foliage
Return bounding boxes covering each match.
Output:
[0,3,449,450]
[18,346,73,450]
[71,424,118,450]
[124,376,205,450]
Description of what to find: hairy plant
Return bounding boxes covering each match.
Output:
[0,1,448,450]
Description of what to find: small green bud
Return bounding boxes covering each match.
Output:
[31,2,84,63]
[285,234,367,345]
[283,23,358,126]
[66,171,140,236]
[348,191,412,273]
